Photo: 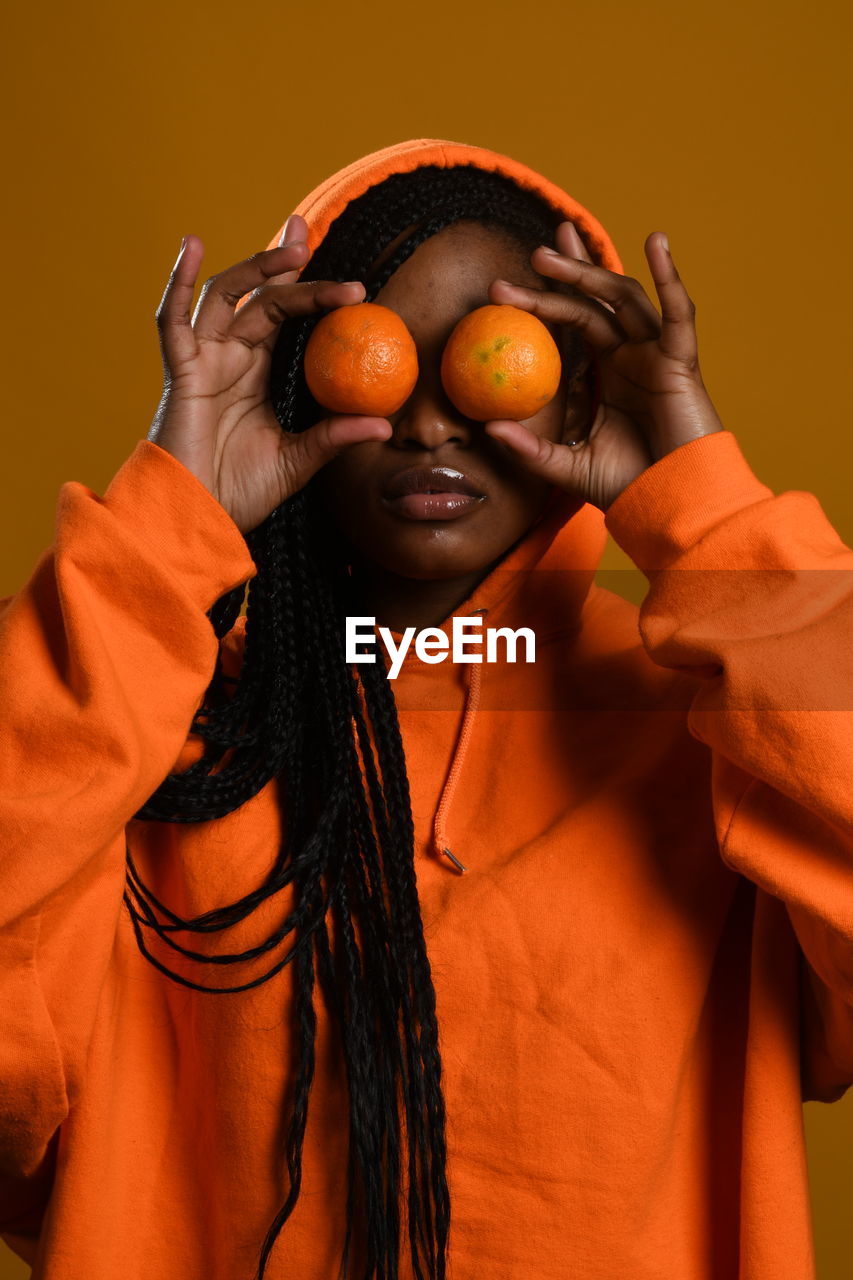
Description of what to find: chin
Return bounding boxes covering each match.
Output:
[369,547,492,582]
[338,507,527,583]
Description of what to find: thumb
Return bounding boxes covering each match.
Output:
[281,414,392,495]
[484,420,586,496]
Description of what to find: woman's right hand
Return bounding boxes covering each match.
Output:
[149,213,391,535]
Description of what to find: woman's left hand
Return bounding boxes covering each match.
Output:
[484,221,726,512]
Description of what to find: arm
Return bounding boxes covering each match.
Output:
[0,214,400,1245]
[481,221,853,1102]
[604,429,853,1101]
[0,440,257,1216]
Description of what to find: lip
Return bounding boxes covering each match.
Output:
[380,465,486,522]
[381,465,484,499]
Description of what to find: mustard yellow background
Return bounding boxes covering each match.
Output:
[2,0,851,1274]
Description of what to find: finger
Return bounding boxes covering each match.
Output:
[555,221,595,266]
[193,241,311,340]
[529,244,661,342]
[282,414,392,493]
[483,419,585,495]
[278,213,308,249]
[242,213,312,310]
[553,221,617,316]
[488,278,627,358]
[228,279,367,348]
[154,234,203,369]
[646,232,698,366]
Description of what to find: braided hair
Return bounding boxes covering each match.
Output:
[127,163,596,1280]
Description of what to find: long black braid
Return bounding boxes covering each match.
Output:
[126,163,596,1280]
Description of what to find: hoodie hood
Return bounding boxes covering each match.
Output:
[273,137,624,277]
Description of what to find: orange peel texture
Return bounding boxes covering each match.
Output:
[303,302,419,417]
[441,304,562,422]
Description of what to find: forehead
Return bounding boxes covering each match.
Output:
[372,221,544,343]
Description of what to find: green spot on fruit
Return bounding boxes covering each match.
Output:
[493,370,508,386]
[493,336,511,351]
[475,348,490,364]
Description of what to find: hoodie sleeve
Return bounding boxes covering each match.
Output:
[603,430,853,1103]
[0,440,257,1224]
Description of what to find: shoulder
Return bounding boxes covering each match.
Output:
[541,582,701,717]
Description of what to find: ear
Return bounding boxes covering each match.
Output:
[557,332,597,445]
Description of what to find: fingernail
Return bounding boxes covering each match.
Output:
[541,246,561,257]
[568,224,587,250]
[278,215,296,247]
[661,233,670,254]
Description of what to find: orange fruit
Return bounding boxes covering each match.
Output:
[303,302,419,417]
[440,304,562,422]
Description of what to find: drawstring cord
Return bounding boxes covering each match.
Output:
[350,611,487,877]
[431,654,483,875]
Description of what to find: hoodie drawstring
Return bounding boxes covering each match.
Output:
[431,654,482,875]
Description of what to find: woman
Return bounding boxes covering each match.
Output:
[1,138,851,1280]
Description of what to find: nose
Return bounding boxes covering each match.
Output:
[390,371,472,451]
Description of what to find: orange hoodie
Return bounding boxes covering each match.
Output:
[1,138,852,1280]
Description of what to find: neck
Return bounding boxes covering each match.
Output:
[347,558,491,633]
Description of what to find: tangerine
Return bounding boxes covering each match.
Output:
[303,302,419,417]
[440,304,562,422]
